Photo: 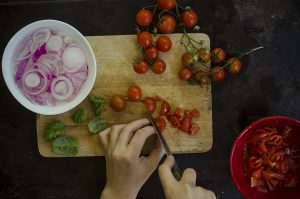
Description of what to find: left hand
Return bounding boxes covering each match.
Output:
[99,118,164,199]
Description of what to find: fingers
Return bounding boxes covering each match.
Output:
[195,187,216,199]
[127,125,156,156]
[116,118,150,147]
[98,127,111,152]
[181,168,197,186]
[142,139,165,171]
[108,124,125,152]
[158,155,177,188]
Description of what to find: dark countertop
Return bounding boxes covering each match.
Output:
[0,0,299,198]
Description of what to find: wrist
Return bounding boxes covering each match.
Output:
[100,186,137,199]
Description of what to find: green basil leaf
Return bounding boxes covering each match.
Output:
[52,135,79,156]
[72,108,88,124]
[89,95,105,116]
[43,121,65,141]
[88,116,107,134]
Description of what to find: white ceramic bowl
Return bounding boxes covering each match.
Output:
[2,20,96,115]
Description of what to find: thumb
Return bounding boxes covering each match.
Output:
[158,155,177,188]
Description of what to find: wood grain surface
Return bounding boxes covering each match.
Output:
[36,33,212,157]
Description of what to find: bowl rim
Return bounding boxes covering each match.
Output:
[1,19,96,115]
[229,116,300,198]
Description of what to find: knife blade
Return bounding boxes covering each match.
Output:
[147,112,182,181]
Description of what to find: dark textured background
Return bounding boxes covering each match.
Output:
[0,0,299,198]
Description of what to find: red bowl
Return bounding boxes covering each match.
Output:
[230,116,300,199]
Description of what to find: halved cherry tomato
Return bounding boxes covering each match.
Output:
[190,108,200,118]
[145,97,156,113]
[211,66,225,81]
[110,95,126,112]
[158,0,176,10]
[180,117,192,133]
[133,59,148,74]
[136,9,153,27]
[155,117,166,132]
[211,48,225,64]
[188,123,199,135]
[137,31,153,48]
[156,35,172,52]
[171,116,181,128]
[158,15,176,34]
[152,59,166,74]
[145,46,159,61]
[179,67,192,81]
[174,107,184,119]
[181,9,198,28]
[127,85,142,101]
[160,100,171,116]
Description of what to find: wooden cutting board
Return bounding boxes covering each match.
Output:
[36,33,212,157]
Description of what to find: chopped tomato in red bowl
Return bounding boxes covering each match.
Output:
[230,116,300,199]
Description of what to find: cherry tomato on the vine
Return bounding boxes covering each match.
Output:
[136,9,153,27]
[160,100,171,116]
[128,85,142,101]
[152,59,166,74]
[144,46,159,61]
[155,117,167,132]
[211,48,225,64]
[156,36,172,52]
[198,48,211,63]
[182,52,194,67]
[145,97,156,113]
[133,59,148,74]
[158,15,176,34]
[179,67,192,81]
[137,31,153,48]
[158,0,176,10]
[181,9,198,28]
[194,70,210,85]
[211,66,225,81]
[110,95,126,112]
[227,58,241,75]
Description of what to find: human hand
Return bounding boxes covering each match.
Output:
[99,118,164,199]
[159,156,216,199]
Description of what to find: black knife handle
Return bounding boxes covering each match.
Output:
[172,161,182,181]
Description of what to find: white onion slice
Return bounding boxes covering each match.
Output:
[46,35,63,52]
[15,36,35,61]
[21,69,48,95]
[24,73,41,88]
[31,28,51,52]
[62,46,86,72]
[51,76,74,101]
[38,54,62,76]
[64,36,74,44]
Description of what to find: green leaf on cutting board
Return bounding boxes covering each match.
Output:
[88,116,107,134]
[43,120,65,141]
[72,108,88,124]
[52,135,79,156]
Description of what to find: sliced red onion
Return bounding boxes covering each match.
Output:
[15,59,28,81]
[33,43,47,61]
[46,35,63,52]
[15,36,35,61]
[50,76,74,101]
[62,46,86,73]
[38,54,62,76]
[31,28,51,52]
[21,69,48,95]
[63,36,74,44]
[65,65,88,94]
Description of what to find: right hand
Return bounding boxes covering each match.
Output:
[158,156,216,199]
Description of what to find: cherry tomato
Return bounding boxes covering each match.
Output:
[137,31,153,48]
[133,59,148,74]
[110,95,126,112]
[194,71,210,85]
[127,85,142,101]
[158,15,176,34]
[198,48,211,63]
[211,48,225,64]
[181,9,198,28]
[145,97,156,113]
[156,36,172,52]
[211,66,225,81]
[144,46,159,61]
[174,107,184,119]
[190,108,200,117]
[160,100,171,116]
[188,123,199,135]
[152,59,166,74]
[179,67,192,81]
[155,117,166,132]
[227,58,241,74]
[158,0,176,10]
[180,117,192,133]
[136,9,153,27]
[182,52,194,67]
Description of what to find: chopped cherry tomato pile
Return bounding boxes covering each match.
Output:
[245,126,300,193]
[110,85,200,136]
[179,47,243,85]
